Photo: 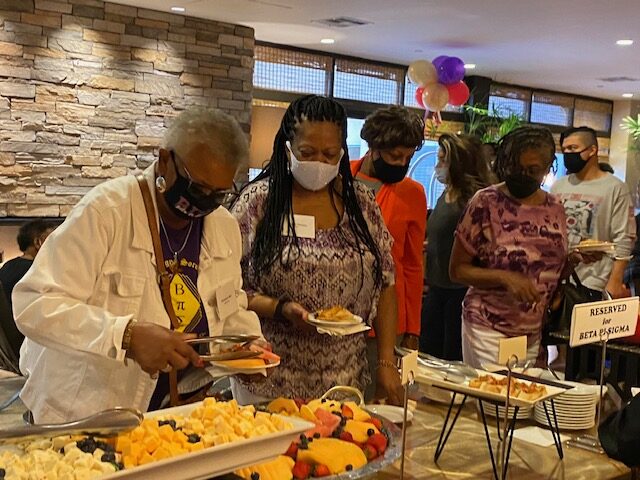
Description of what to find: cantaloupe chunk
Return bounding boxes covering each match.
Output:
[343,401,371,422]
[115,436,132,456]
[344,420,379,443]
[267,397,299,415]
[297,438,367,475]
[151,446,171,461]
[138,451,154,465]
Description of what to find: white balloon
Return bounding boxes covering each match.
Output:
[408,60,438,86]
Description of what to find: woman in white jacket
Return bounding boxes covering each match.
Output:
[14,108,262,423]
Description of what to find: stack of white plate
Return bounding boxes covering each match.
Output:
[484,403,533,421]
[534,382,601,430]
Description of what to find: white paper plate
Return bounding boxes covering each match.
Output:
[365,404,414,424]
[210,359,280,372]
[307,314,363,327]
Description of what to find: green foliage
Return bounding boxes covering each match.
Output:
[620,114,640,151]
[463,104,525,143]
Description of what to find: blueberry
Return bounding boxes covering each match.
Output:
[298,443,309,450]
[117,462,124,471]
[251,473,260,480]
[299,434,306,441]
[76,437,97,454]
[313,433,321,439]
[97,441,114,453]
[346,464,353,471]
[187,434,201,443]
[158,419,177,430]
[307,437,313,443]
[340,418,347,427]
[367,428,375,436]
[101,452,116,463]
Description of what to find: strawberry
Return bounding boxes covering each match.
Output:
[293,397,306,409]
[313,464,330,477]
[339,431,354,443]
[285,441,298,458]
[362,443,378,461]
[341,404,354,420]
[292,460,312,480]
[367,433,388,455]
[366,417,383,430]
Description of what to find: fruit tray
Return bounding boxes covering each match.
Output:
[322,413,401,480]
[102,402,314,480]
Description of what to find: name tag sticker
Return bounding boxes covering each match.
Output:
[216,280,239,321]
[283,214,316,239]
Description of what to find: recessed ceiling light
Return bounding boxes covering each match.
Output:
[622,93,634,98]
[171,6,185,12]
[320,38,335,44]
[616,39,633,46]
[464,64,476,70]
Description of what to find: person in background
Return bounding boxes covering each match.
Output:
[350,107,426,352]
[552,126,636,299]
[450,126,569,367]
[232,95,403,405]
[13,108,262,422]
[0,220,55,313]
[420,134,492,360]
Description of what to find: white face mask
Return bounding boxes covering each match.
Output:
[286,141,342,191]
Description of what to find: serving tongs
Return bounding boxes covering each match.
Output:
[0,408,143,443]
[185,334,261,362]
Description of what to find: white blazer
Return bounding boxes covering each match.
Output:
[14,164,261,423]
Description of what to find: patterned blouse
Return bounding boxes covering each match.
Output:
[455,186,568,340]
[231,179,395,399]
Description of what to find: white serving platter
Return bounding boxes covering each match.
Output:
[415,369,569,408]
[102,401,314,480]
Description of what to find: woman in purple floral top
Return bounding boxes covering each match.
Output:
[450,127,569,367]
[231,95,403,404]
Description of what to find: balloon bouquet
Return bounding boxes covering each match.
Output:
[408,56,470,123]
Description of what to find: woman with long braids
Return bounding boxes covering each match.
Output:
[449,126,569,367]
[231,95,403,404]
[420,134,493,360]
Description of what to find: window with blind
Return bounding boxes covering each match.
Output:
[254,45,332,95]
[333,59,404,104]
[573,98,612,132]
[530,91,574,126]
[488,84,530,119]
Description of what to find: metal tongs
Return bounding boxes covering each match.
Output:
[185,334,261,362]
[0,408,143,442]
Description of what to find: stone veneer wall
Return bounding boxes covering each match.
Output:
[0,0,254,217]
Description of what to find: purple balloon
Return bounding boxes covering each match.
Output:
[437,56,465,85]
[432,55,448,70]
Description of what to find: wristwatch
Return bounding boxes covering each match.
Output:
[273,299,288,322]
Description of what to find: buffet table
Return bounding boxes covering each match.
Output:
[371,399,632,480]
[0,381,632,480]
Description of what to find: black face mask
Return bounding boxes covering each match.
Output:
[505,173,540,199]
[372,155,409,184]
[563,148,591,174]
[163,157,224,219]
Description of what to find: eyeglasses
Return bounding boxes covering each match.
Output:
[513,155,556,178]
[171,151,240,205]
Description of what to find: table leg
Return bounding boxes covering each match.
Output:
[434,393,468,462]
[478,401,499,480]
[543,400,564,459]
[502,406,519,479]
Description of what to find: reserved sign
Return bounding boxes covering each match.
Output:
[569,297,639,347]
